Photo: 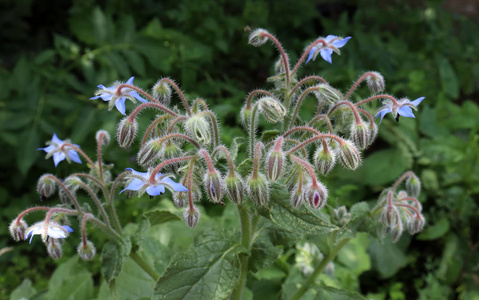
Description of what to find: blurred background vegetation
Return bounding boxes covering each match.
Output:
[1,0,478,299]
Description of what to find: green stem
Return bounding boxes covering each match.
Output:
[130,251,160,280]
[231,205,252,300]
[289,238,351,300]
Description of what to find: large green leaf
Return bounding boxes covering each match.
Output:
[153,230,246,300]
[10,279,37,300]
[144,209,182,226]
[102,238,132,284]
[248,223,283,272]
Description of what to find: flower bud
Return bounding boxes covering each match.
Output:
[259,97,286,123]
[406,174,421,198]
[185,115,211,144]
[313,145,336,175]
[305,182,328,210]
[265,143,284,181]
[350,122,370,150]
[137,140,162,167]
[338,140,361,170]
[248,28,269,46]
[314,84,343,105]
[246,173,270,206]
[225,173,244,204]
[390,223,403,243]
[240,105,252,129]
[368,121,378,145]
[9,219,28,242]
[380,205,400,228]
[290,185,304,208]
[274,57,285,74]
[324,261,335,278]
[77,240,96,260]
[59,176,81,206]
[46,238,63,259]
[37,174,56,198]
[204,169,224,203]
[365,71,385,94]
[407,215,425,235]
[332,206,352,226]
[152,79,172,105]
[96,130,111,146]
[184,205,200,228]
[117,117,138,148]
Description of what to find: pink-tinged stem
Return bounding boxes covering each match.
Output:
[187,160,196,211]
[44,174,82,211]
[289,155,318,186]
[152,78,192,115]
[61,143,96,171]
[260,32,291,87]
[355,94,399,107]
[328,101,362,125]
[252,142,265,177]
[81,213,93,246]
[395,203,422,217]
[156,133,201,149]
[142,114,174,146]
[398,197,422,209]
[213,146,235,175]
[150,156,195,182]
[391,171,416,190]
[193,98,209,110]
[291,38,327,76]
[166,116,188,134]
[357,108,374,127]
[290,76,327,96]
[344,72,378,99]
[96,132,105,182]
[127,102,178,122]
[308,114,334,133]
[116,84,160,104]
[284,126,329,152]
[246,89,275,109]
[198,149,215,173]
[286,134,345,155]
[16,207,77,223]
[289,86,320,129]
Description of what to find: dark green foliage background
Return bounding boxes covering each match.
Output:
[1,0,478,299]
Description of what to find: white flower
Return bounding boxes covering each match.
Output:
[25,221,73,243]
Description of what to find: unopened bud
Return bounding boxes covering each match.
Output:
[204,169,224,203]
[274,57,285,74]
[315,84,343,105]
[240,105,252,129]
[266,140,284,181]
[37,174,56,198]
[117,117,138,148]
[96,130,110,146]
[332,206,351,226]
[259,97,286,123]
[248,28,269,46]
[305,182,328,210]
[59,176,81,206]
[365,71,385,94]
[9,219,28,242]
[77,240,96,260]
[338,140,361,170]
[152,79,172,105]
[137,140,162,167]
[380,205,400,228]
[407,215,425,235]
[185,115,211,144]
[368,121,378,145]
[246,173,270,206]
[406,174,421,198]
[390,223,403,243]
[225,173,244,204]
[184,205,200,228]
[290,185,304,208]
[47,239,63,259]
[313,145,336,175]
[350,122,370,150]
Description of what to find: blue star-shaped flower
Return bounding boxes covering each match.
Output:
[375,97,425,124]
[25,221,73,243]
[38,133,82,167]
[90,77,147,115]
[306,35,351,64]
[121,168,188,197]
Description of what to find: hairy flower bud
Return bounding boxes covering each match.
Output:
[314,84,343,105]
[368,121,378,145]
[407,215,425,235]
[137,140,162,167]
[365,71,385,94]
[305,182,328,210]
[77,240,96,260]
[274,57,285,74]
[338,140,361,170]
[406,174,421,198]
[37,174,56,199]
[240,105,252,129]
[184,205,200,228]
[380,205,400,228]
[248,28,269,46]
[9,219,28,242]
[47,238,63,259]
[290,185,305,208]
[350,122,370,150]
[225,173,244,204]
[246,173,270,206]
[96,130,110,146]
[390,222,404,243]
[59,176,81,206]
[152,79,172,105]
[266,140,284,181]
[204,169,224,203]
[259,97,286,123]
[313,146,336,175]
[332,206,352,226]
[185,115,211,144]
[117,117,138,148]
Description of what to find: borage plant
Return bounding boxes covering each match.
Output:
[10,29,426,299]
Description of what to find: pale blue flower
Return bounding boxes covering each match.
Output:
[376,97,425,123]
[25,221,73,243]
[306,35,351,64]
[90,77,147,115]
[121,168,187,197]
[38,133,82,167]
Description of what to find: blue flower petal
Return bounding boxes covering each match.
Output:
[126,77,135,85]
[324,35,338,42]
[161,177,188,192]
[130,91,147,103]
[306,46,318,65]
[411,97,425,106]
[125,168,150,177]
[398,106,416,118]
[38,145,56,153]
[53,152,66,167]
[123,178,144,192]
[100,93,112,102]
[90,96,101,100]
[62,225,74,233]
[52,133,63,145]
[68,150,82,164]
[320,49,333,64]
[115,98,127,115]
[146,184,166,196]
[332,36,351,48]
[375,108,392,124]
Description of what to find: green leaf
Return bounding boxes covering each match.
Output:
[124,49,146,76]
[17,127,39,176]
[261,130,281,143]
[10,279,37,300]
[368,238,408,278]
[311,285,366,300]
[237,158,253,178]
[44,257,94,300]
[102,238,132,284]
[437,56,459,99]
[144,209,181,226]
[153,230,247,300]
[417,218,449,241]
[229,137,245,161]
[337,233,371,276]
[249,225,283,272]
[132,217,151,246]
